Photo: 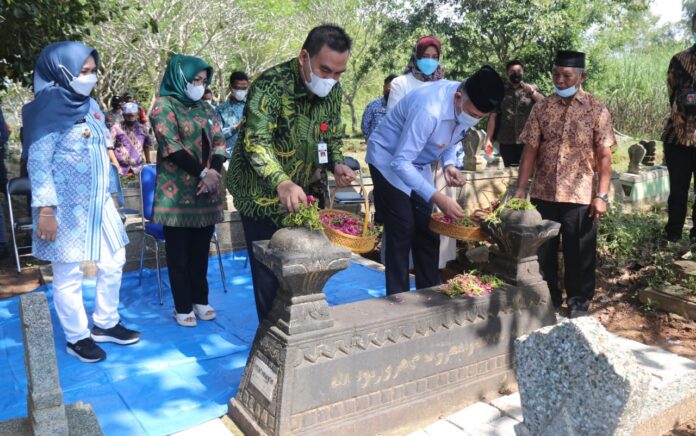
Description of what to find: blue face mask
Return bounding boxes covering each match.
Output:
[416,58,439,76]
[554,85,578,98]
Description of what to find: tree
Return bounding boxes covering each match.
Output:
[0,0,121,89]
[373,0,650,89]
[85,0,302,109]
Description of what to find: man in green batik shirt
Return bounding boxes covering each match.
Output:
[228,25,356,322]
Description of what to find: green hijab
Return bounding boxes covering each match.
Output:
[159,54,214,106]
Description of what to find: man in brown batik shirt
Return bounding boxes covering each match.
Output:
[662,14,696,242]
[515,50,615,318]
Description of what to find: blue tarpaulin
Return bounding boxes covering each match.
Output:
[0,250,407,435]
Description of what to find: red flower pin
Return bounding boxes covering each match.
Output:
[94,112,101,120]
[320,122,328,133]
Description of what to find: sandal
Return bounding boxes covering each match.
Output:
[193,304,216,321]
[173,311,197,327]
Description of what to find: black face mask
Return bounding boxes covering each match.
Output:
[124,119,137,127]
[384,91,390,101]
[509,72,523,84]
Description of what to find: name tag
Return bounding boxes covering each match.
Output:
[317,142,328,164]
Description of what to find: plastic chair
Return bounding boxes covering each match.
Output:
[327,156,366,205]
[109,164,139,222]
[137,164,228,305]
[6,177,33,274]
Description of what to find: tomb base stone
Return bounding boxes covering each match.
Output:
[618,166,670,212]
[229,223,557,435]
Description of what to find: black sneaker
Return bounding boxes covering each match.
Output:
[91,322,141,345]
[67,337,106,363]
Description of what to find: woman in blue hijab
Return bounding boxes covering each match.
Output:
[22,42,140,363]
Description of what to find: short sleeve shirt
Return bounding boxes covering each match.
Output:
[519,90,616,205]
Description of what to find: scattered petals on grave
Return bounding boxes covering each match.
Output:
[439,271,504,298]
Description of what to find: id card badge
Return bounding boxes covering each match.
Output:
[317,142,329,164]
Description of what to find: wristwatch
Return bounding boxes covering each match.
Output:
[199,167,209,179]
[595,192,609,203]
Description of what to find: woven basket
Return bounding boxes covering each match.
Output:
[429,213,489,241]
[320,179,378,254]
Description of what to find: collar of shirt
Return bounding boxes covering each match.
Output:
[292,58,309,99]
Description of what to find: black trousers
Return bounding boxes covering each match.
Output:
[240,215,280,322]
[664,143,696,239]
[499,143,523,167]
[163,225,215,314]
[370,165,440,295]
[532,199,597,310]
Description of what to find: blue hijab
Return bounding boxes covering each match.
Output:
[22,41,100,147]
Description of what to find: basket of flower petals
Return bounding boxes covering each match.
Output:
[429,213,489,241]
[320,185,380,254]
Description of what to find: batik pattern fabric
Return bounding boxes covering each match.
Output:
[662,45,696,146]
[149,96,226,228]
[361,97,388,139]
[28,112,128,263]
[110,121,153,175]
[215,99,245,158]
[495,83,539,144]
[519,90,616,205]
[227,58,345,227]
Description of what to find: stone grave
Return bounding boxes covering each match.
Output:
[515,317,696,436]
[463,129,487,172]
[617,140,669,212]
[0,292,102,436]
[228,219,559,435]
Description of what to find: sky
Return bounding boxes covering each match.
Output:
[651,0,684,25]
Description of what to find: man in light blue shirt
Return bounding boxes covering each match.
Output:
[215,71,249,159]
[367,66,504,295]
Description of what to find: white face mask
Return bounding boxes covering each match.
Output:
[303,55,337,98]
[232,89,248,101]
[180,66,205,101]
[455,99,481,129]
[59,65,97,96]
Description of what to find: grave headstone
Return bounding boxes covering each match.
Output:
[515,317,651,436]
[463,129,486,172]
[640,140,656,166]
[627,142,646,174]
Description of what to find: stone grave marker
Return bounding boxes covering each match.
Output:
[515,317,651,436]
[229,222,557,435]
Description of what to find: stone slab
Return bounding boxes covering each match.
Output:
[423,419,465,435]
[0,418,30,436]
[20,293,70,436]
[490,392,523,422]
[639,288,696,321]
[445,402,500,429]
[172,418,232,436]
[65,402,103,436]
[515,317,651,436]
[461,415,520,436]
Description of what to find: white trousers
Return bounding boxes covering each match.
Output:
[52,228,126,343]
